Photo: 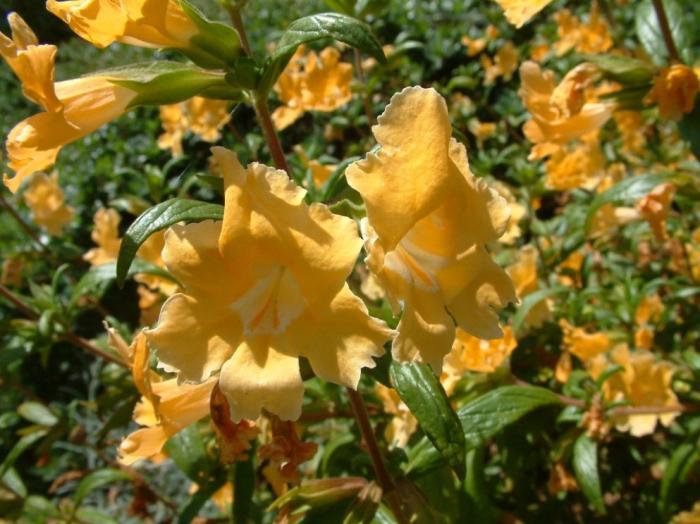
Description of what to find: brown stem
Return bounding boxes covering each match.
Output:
[0,283,125,367]
[353,48,375,127]
[227,5,252,57]
[347,388,408,524]
[0,190,49,255]
[254,96,290,173]
[651,0,681,63]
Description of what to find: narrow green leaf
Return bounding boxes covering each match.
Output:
[74,508,119,524]
[585,173,669,231]
[584,54,653,85]
[178,0,242,68]
[0,430,48,479]
[678,95,700,160]
[2,467,27,498]
[635,0,693,65]
[342,482,382,524]
[572,434,606,514]
[458,386,563,448]
[116,199,224,286]
[164,424,219,484]
[74,469,131,506]
[260,13,385,95]
[17,402,58,427]
[659,442,699,518]
[462,447,495,524]
[233,455,255,524]
[323,0,356,15]
[404,436,443,476]
[389,362,466,478]
[512,286,568,333]
[178,477,227,524]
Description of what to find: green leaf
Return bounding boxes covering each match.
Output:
[342,482,382,524]
[584,54,653,85]
[233,455,255,524]
[259,13,385,95]
[659,442,699,518]
[178,478,227,524]
[404,436,443,476]
[458,386,563,448]
[678,94,700,160]
[635,0,693,65]
[462,447,495,524]
[178,0,242,68]
[585,173,670,231]
[72,259,179,305]
[74,508,119,524]
[323,0,356,15]
[0,430,47,479]
[164,424,219,484]
[17,402,58,427]
[2,467,27,498]
[21,496,61,521]
[116,199,224,286]
[572,434,606,514]
[74,468,131,506]
[512,286,568,333]
[390,362,466,478]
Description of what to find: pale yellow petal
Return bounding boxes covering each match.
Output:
[219,339,304,421]
[493,0,554,27]
[119,425,174,465]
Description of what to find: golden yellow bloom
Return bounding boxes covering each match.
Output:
[507,245,551,327]
[158,97,231,156]
[544,132,605,191]
[530,43,550,62]
[588,345,678,437]
[272,46,353,130]
[490,181,526,245]
[672,502,700,524]
[481,41,519,85]
[687,227,700,281]
[46,0,197,50]
[147,147,391,421]
[134,230,179,296]
[645,64,700,121]
[441,327,517,394]
[635,294,663,326]
[294,146,337,189]
[553,4,612,56]
[557,250,584,287]
[83,208,122,266]
[23,172,74,235]
[588,203,640,238]
[347,87,516,371]
[468,119,497,147]
[493,0,554,28]
[614,111,646,155]
[461,35,486,57]
[375,383,417,448]
[559,319,611,363]
[519,61,614,158]
[637,182,676,242]
[0,14,138,192]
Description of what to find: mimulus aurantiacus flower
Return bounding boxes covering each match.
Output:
[492,0,554,28]
[644,64,700,121]
[375,383,417,448]
[346,87,516,371]
[158,96,231,156]
[23,172,74,235]
[553,4,612,56]
[481,41,519,85]
[507,245,551,327]
[272,46,353,130]
[588,345,678,437]
[147,147,392,421]
[519,61,614,160]
[83,208,122,266]
[46,0,197,51]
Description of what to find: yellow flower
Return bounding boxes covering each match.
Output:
[614,111,646,155]
[461,35,486,57]
[519,61,614,159]
[507,245,551,327]
[481,41,519,85]
[294,146,337,189]
[557,249,584,287]
[23,172,74,235]
[158,97,231,156]
[346,87,516,371]
[46,0,197,51]
[645,64,700,121]
[492,0,554,28]
[441,327,517,394]
[134,230,179,296]
[687,227,700,281]
[559,319,611,363]
[0,14,138,192]
[553,3,612,56]
[147,147,392,421]
[490,181,526,245]
[468,119,497,147]
[634,294,663,350]
[588,345,678,437]
[83,208,122,266]
[375,383,417,448]
[272,46,353,130]
[672,502,700,524]
[543,132,605,191]
[636,182,676,242]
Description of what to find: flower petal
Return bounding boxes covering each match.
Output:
[219,339,304,421]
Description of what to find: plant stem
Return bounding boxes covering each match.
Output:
[254,95,291,173]
[227,5,252,56]
[353,48,376,127]
[347,388,408,524]
[0,283,125,367]
[0,190,49,255]
[651,0,681,63]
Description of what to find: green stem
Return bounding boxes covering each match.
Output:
[254,95,291,173]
